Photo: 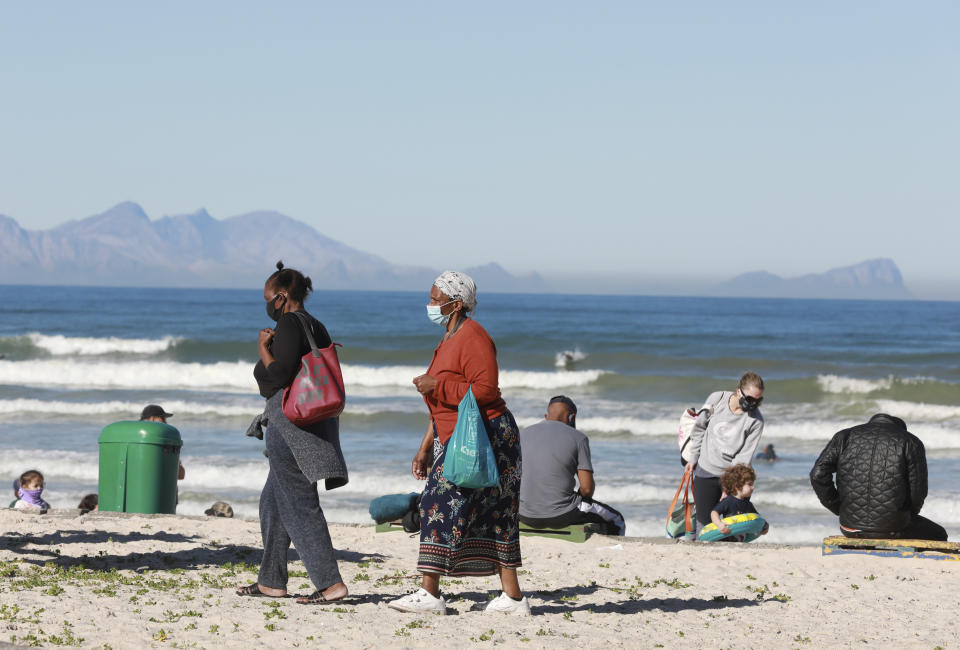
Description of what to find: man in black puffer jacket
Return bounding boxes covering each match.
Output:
[810,413,947,541]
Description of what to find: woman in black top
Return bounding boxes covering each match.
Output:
[238,261,350,604]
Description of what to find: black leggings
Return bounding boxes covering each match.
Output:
[692,474,723,526]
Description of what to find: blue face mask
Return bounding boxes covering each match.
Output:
[426,301,455,326]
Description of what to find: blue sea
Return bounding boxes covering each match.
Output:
[2,285,959,544]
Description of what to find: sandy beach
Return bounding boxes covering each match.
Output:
[0,509,956,648]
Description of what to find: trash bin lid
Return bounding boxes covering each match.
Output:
[98,420,182,446]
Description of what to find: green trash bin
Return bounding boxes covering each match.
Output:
[98,421,182,514]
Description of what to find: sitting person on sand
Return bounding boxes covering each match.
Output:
[205,501,234,518]
[710,464,769,541]
[9,479,20,508]
[810,413,947,541]
[140,405,185,481]
[518,395,625,536]
[78,494,98,514]
[13,470,50,513]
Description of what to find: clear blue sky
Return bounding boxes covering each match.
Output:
[1,3,958,297]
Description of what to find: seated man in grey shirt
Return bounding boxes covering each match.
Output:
[519,396,625,536]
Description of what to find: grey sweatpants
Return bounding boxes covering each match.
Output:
[257,427,343,591]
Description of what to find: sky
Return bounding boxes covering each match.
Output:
[1,3,958,297]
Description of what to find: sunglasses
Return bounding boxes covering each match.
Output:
[739,389,763,407]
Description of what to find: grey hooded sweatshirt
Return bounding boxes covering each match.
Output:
[687,391,764,478]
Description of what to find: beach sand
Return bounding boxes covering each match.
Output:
[1,509,956,648]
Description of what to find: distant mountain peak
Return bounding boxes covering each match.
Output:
[186,207,212,219]
[716,258,911,300]
[98,201,148,220]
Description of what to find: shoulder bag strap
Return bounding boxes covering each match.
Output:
[666,465,693,530]
[699,391,728,425]
[290,311,319,354]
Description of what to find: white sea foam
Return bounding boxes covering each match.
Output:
[761,419,960,449]
[752,490,824,512]
[581,416,678,435]
[0,358,605,392]
[817,374,894,394]
[183,464,422,496]
[816,374,935,394]
[0,397,427,419]
[919,496,960,524]
[762,523,836,545]
[0,449,100,483]
[512,413,960,449]
[760,420,846,443]
[500,368,605,389]
[0,449,423,497]
[26,333,181,355]
[593,483,683,504]
[0,399,263,418]
[554,347,587,368]
[872,399,960,422]
[0,399,417,419]
[515,416,680,437]
[0,359,256,391]
[339,365,605,390]
[622,518,671,539]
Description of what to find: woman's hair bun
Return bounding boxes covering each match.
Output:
[267,262,311,303]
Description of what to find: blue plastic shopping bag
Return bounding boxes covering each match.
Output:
[442,387,500,488]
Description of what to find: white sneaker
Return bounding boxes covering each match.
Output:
[484,592,532,616]
[388,588,446,615]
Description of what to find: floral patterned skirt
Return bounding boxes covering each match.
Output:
[417,411,522,576]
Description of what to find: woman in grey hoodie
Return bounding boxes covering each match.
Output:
[686,372,765,536]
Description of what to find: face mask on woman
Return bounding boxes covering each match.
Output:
[266,294,286,322]
[738,389,763,413]
[426,300,456,326]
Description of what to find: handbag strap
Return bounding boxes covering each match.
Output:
[290,311,320,354]
[666,464,692,529]
[290,311,340,355]
[683,468,695,533]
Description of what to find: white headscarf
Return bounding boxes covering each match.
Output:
[433,271,477,312]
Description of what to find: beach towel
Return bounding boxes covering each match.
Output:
[368,492,419,524]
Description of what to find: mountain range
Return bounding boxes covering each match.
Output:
[0,202,547,292]
[713,258,911,300]
[0,202,912,299]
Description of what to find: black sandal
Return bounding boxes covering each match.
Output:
[236,583,284,598]
[296,590,350,605]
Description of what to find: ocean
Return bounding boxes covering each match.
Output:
[1,285,959,544]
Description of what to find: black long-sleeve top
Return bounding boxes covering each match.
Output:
[254,311,332,399]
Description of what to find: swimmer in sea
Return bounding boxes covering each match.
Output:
[755,443,778,462]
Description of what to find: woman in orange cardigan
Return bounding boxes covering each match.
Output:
[389,271,528,616]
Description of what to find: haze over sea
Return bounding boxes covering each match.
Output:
[2,285,959,544]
